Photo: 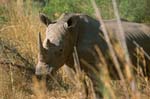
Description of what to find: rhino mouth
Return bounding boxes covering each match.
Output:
[35,65,53,75]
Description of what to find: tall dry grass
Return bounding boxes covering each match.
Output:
[0,1,91,99]
[0,0,43,99]
[0,0,150,99]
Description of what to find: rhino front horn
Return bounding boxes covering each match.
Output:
[38,32,45,54]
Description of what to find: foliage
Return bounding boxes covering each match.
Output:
[41,0,150,22]
[42,0,94,19]
[118,0,149,22]
[0,5,8,24]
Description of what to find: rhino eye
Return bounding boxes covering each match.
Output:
[54,48,63,56]
[59,48,63,52]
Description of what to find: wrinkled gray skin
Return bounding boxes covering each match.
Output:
[36,13,150,96]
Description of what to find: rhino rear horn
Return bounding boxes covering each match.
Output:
[39,13,51,26]
[46,39,56,48]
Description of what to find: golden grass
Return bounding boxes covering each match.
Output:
[0,0,150,99]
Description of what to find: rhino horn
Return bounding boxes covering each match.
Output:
[46,39,56,48]
[38,32,45,54]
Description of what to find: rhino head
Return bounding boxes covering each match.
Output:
[35,13,79,75]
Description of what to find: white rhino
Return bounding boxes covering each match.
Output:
[36,13,150,97]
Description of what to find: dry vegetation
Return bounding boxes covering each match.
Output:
[0,0,150,99]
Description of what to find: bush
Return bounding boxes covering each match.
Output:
[119,0,148,22]
[42,0,94,19]
[41,0,150,23]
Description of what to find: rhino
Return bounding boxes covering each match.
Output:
[36,13,150,96]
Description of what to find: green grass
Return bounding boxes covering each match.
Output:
[41,0,150,22]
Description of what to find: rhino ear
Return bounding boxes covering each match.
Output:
[39,13,51,26]
[65,16,78,29]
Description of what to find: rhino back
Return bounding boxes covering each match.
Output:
[76,17,150,65]
[105,20,150,55]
